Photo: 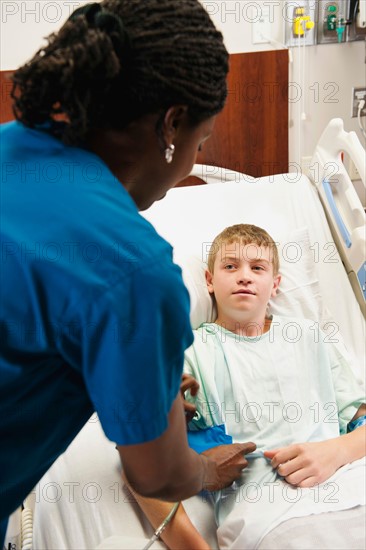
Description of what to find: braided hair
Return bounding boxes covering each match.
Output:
[11,0,229,145]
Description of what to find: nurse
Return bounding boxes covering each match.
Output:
[0,0,255,542]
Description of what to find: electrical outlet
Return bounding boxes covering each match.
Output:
[252,7,271,44]
[352,87,366,117]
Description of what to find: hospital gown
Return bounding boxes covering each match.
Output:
[184,316,366,549]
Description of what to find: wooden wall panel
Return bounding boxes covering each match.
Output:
[192,50,289,178]
[1,50,288,182]
[0,71,15,123]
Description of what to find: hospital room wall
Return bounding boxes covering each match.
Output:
[1,2,364,175]
[201,1,365,189]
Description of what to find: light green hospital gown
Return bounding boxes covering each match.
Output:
[184,315,366,549]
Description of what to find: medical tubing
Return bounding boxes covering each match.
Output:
[357,100,366,139]
[142,502,180,550]
[21,507,33,550]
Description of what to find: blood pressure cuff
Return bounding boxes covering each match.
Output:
[347,414,366,432]
[187,424,233,454]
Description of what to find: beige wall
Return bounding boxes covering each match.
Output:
[1,1,365,165]
[199,1,365,162]
[1,1,94,70]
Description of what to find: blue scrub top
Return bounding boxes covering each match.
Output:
[0,122,193,521]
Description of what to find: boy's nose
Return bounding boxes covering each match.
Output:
[237,267,252,283]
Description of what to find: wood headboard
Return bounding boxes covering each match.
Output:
[0,50,288,182]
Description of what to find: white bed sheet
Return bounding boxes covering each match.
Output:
[25,171,365,549]
[31,417,366,550]
[31,418,218,550]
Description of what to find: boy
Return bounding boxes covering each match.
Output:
[132,224,366,549]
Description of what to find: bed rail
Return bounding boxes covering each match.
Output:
[310,118,366,318]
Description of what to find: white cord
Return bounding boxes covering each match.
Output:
[301,28,307,121]
[142,502,180,550]
[259,34,293,63]
[298,34,302,163]
[358,99,366,139]
[21,507,33,550]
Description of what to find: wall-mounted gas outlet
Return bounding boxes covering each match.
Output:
[317,0,350,44]
[352,87,366,117]
[284,1,317,46]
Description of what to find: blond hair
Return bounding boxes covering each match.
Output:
[207,224,279,275]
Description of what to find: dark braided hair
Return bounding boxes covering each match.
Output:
[11,0,229,146]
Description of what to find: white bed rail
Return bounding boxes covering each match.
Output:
[310,118,366,318]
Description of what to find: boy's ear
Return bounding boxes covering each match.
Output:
[205,270,215,294]
[271,274,281,297]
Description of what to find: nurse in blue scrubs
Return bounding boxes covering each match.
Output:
[0,1,255,542]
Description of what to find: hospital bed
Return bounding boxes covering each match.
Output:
[4,119,365,549]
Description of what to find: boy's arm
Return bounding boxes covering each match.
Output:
[265,403,366,488]
[123,473,211,550]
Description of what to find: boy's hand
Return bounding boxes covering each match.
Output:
[201,442,257,491]
[180,373,199,423]
[264,439,343,487]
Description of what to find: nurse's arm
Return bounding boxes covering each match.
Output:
[123,473,210,550]
[117,393,254,501]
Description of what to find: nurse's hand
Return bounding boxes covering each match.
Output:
[180,373,199,424]
[201,442,257,492]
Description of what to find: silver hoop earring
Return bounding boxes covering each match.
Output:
[165,144,175,164]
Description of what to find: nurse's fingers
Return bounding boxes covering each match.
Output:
[180,373,200,396]
[201,443,254,490]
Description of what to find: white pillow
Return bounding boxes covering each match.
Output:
[177,254,216,329]
[269,226,323,321]
[175,227,325,329]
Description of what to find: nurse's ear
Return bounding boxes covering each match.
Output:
[159,105,189,150]
[205,270,215,295]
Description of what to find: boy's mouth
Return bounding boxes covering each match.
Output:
[233,289,256,295]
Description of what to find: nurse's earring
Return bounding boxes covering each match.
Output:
[165,144,175,164]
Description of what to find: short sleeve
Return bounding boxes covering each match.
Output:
[60,258,193,445]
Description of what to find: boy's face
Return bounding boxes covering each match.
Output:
[206,241,281,328]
